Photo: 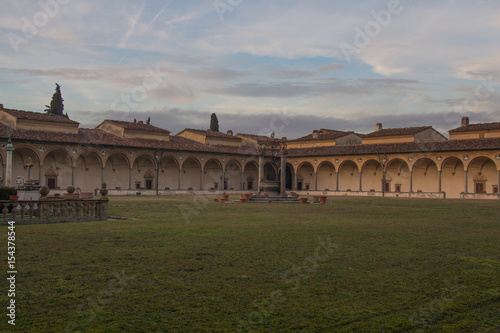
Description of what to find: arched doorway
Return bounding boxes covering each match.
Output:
[386,159,410,193]
[338,160,359,191]
[467,156,498,194]
[412,158,439,193]
[181,157,201,190]
[317,161,336,191]
[441,157,466,198]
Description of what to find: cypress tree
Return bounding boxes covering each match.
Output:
[45,83,65,117]
[210,113,219,132]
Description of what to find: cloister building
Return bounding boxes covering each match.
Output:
[2,104,500,199]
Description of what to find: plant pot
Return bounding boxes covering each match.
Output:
[219,198,226,203]
[9,195,19,201]
[243,193,251,200]
[319,196,327,204]
[299,197,308,204]
[214,198,219,202]
[240,198,246,203]
[222,195,229,201]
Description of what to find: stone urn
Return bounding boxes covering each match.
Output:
[66,185,76,194]
[39,186,50,198]
[100,183,108,197]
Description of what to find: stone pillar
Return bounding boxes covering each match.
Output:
[438,170,442,193]
[314,172,318,191]
[200,170,204,190]
[359,171,363,192]
[221,170,225,190]
[497,170,500,194]
[129,168,133,190]
[72,166,75,186]
[39,165,43,185]
[409,171,413,193]
[258,155,264,192]
[336,172,339,191]
[464,170,468,194]
[293,171,298,191]
[178,169,181,190]
[240,170,245,190]
[280,154,286,196]
[5,141,14,187]
[101,167,105,185]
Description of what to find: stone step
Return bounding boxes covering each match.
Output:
[248,196,300,203]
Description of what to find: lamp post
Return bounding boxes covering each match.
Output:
[378,153,388,197]
[154,150,165,196]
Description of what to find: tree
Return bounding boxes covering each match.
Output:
[146,117,151,125]
[45,83,66,117]
[210,113,219,132]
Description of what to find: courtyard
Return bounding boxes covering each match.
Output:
[1,196,499,332]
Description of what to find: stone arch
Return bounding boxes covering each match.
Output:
[74,150,102,192]
[103,152,131,190]
[361,159,382,192]
[441,157,466,198]
[263,162,278,181]
[181,157,201,190]
[11,146,41,187]
[243,160,258,191]
[204,158,224,190]
[132,154,156,190]
[338,160,359,191]
[41,148,73,189]
[386,158,410,193]
[159,155,179,190]
[297,161,315,191]
[412,158,439,193]
[466,156,498,194]
[225,159,242,190]
[317,161,336,191]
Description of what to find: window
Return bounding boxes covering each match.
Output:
[247,181,253,190]
[146,179,153,190]
[492,185,498,194]
[475,182,485,193]
[395,184,401,192]
[47,178,56,189]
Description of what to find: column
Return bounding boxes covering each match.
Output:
[336,172,339,191]
[72,166,75,186]
[240,170,245,190]
[101,167,105,185]
[5,141,14,187]
[438,170,442,193]
[200,170,204,190]
[497,170,500,194]
[258,155,264,191]
[39,165,42,185]
[178,169,181,190]
[280,154,286,196]
[129,168,133,190]
[464,170,468,194]
[221,170,225,190]
[293,171,298,191]
[359,171,363,192]
[314,172,318,191]
[409,171,413,193]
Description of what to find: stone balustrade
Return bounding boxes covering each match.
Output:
[1,197,109,225]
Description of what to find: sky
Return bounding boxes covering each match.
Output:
[1,0,500,139]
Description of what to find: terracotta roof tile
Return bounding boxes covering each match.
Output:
[98,119,170,133]
[178,128,242,140]
[364,126,432,138]
[289,129,357,142]
[2,108,79,124]
[448,122,500,133]
[235,133,273,143]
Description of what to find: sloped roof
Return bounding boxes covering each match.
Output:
[177,128,242,141]
[448,122,500,133]
[364,126,433,138]
[2,108,79,124]
[235,133,273,143]
[98,119,170,133]
[289,129,358,142]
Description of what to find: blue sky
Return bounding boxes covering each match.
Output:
[1,0,500,138]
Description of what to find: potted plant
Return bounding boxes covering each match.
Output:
[299,197,308,204]
[213,198,219,202]
[243,193,251,200]
[240,198,246,203]
[222,192,229,201]
[319,196,327,204]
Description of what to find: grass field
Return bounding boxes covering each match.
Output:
[1,195,499,332]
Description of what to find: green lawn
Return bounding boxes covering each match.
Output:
[1,195,499,332]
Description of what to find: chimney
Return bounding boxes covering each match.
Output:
[226,129,233,136]
[461,117,469,127]
[376,123,383,131]
[312,130,319,139]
